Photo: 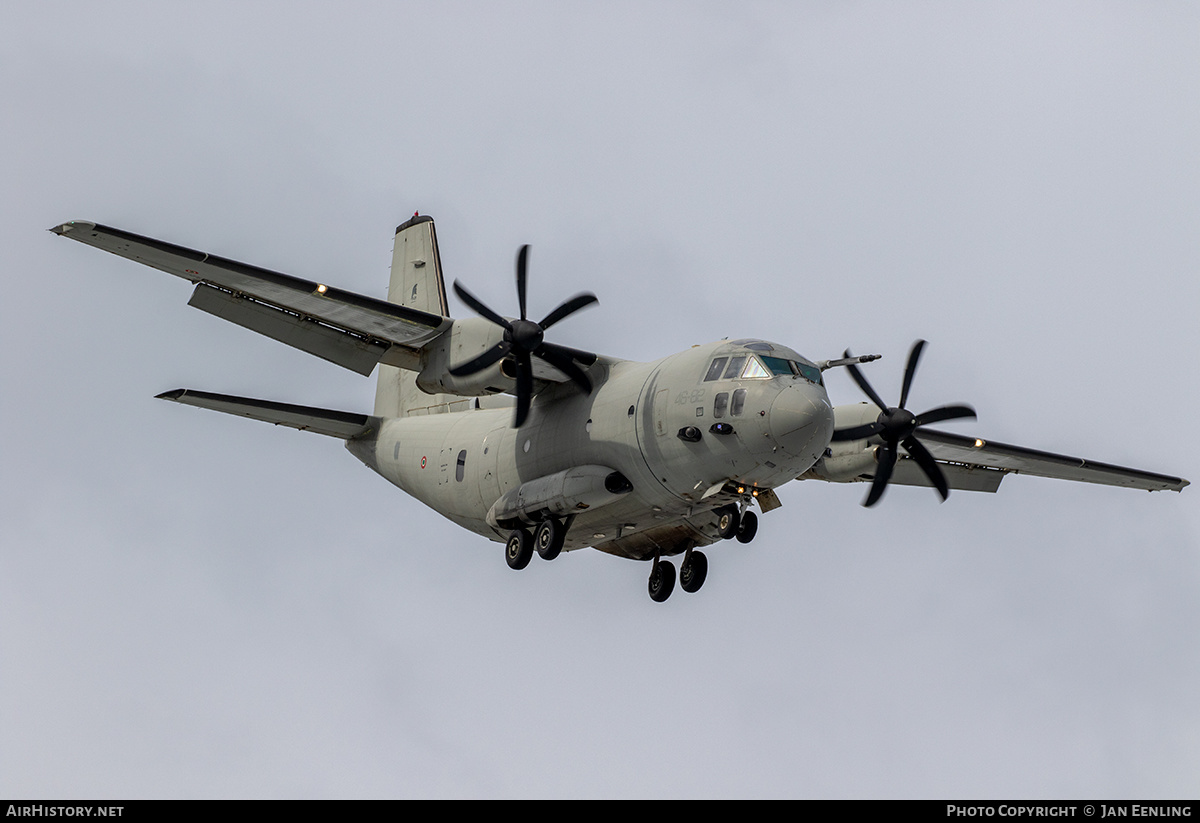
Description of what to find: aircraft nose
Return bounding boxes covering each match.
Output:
[768,384,834,459]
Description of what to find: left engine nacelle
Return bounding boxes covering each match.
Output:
[801,402,882,482]
[416,316,515,397]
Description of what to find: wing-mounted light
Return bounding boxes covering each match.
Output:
[450,245,599,427]
[831,339,976,507]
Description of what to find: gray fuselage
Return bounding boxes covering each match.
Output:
[347,337,834,559]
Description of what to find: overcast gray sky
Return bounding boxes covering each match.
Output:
[3,1,1198,798]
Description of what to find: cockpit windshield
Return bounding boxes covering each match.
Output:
[703,351,823,386]
[760,356,794,376]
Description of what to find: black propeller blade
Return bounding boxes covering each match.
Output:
[449,244,598,428]
[831,339,976,507]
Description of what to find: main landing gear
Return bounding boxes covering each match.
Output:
[648,556,676,602]
[505,517,568,570]
[646,504,759,603]
[506,504,759,603]
[647,548,708,602]
[679,549,707,593]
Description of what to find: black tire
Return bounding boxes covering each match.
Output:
[716,505,741,540]
[535,518,565,561]
[680,550,708,593]
[505,528,533,570]
[735,510,758,544]
[648,559,676,602]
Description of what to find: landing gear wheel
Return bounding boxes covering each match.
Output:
[716,505,741,540]
[680,550,708,593]
[505,528,533,570]
[736,510,758,544]
[535,518,565,561]
[648,559,676,603]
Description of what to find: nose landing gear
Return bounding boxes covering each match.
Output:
[735,510,758,544]
[714,504,758,544]
[715,505,740,539]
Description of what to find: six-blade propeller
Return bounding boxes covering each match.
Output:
[831,339,976,507]
[450,245,598,428]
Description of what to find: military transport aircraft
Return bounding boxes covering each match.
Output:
[52,215,1189,602]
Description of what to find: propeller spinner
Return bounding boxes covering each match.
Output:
[831,339,976,507]
[450,245,598,428]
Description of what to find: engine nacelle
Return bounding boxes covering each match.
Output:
[416,316,514,397]
[803,402,882,482]
[806,447,879,482]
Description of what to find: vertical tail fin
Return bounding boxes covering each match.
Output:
[374,215,460,417]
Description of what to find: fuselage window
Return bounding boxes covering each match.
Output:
[723,356,747,380]
[713,391,729,419]
[741,357,770,379]
[704,358,728,382]
[731,388,746,416]
[455,449,467,482]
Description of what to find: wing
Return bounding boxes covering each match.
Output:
[907,428,1188,492]
[819,401,1187,495]
[51,221,450,376]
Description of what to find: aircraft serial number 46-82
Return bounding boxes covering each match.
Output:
[52,215,1189,602]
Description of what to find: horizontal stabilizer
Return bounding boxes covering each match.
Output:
[156,389,376,439]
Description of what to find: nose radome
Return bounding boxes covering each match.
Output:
[769,385,833,459]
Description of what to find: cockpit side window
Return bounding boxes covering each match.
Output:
[704,357,728,382]
[795,362,823,385]
[731,388,746,416]
[723,356,747,380]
